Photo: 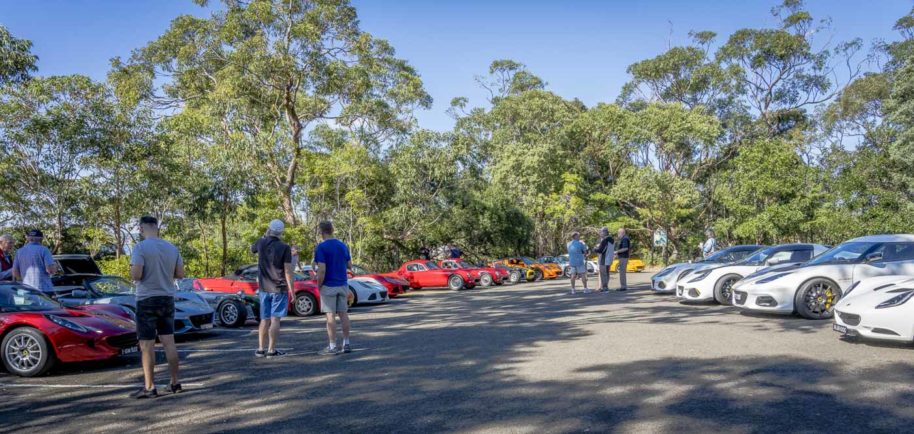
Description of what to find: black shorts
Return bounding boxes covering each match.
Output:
[136,296,175,340]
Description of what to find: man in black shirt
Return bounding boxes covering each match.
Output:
[251,220,295,358]
[614,228,631,291]
[593,227,614,292]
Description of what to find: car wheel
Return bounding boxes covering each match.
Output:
[509,271,521,284]
[533,269,544,282]
[794,278,842,319]
[2,327,55,377]
[479,273,493,287]
[292,292,318,317]
[218,300,247,328]
[713,274,742,305]
[448,275,465,290]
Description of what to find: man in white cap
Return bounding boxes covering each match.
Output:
[251,219,294,358]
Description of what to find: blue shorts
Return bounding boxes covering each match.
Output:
[259,291,289,319]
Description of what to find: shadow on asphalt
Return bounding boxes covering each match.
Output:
[2,280,914,433]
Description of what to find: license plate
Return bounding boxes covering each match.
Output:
[121,346,138,355]
[202,323,214,330]
[833,324,848,334]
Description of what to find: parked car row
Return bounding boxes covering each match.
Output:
[651,234,914,344]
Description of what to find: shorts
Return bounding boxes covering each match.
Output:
[570,264,587,275]
[259,291,289,319]
[136,296,175,340]
[320,285,349,314]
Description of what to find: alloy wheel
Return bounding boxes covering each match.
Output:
[6,334,42,372]
[805,281,836,314]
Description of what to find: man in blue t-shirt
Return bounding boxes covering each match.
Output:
[314,221,352,355]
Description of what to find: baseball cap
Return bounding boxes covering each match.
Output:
[268,219,285,233]
[27,229,43,237]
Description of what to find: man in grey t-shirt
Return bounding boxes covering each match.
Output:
[129,216,185,399]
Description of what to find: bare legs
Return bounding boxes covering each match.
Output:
[139,335,179,390]
[325,312,351,347]
[258,317,281,352]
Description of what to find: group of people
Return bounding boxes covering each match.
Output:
[565,227,631,294]
[70,216,356,400]
[418,243,462,261]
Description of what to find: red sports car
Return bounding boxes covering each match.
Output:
[438,259,506,287]
[0,282,138,377]
[386,260,476,290]
[194,264,321,317]
[350,264,409,298]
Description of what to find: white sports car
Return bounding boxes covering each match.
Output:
[833,275,914,342]
[677,243,828,305]
[349,277,389,305]
[732,234,914,319]
[651,245,764,293]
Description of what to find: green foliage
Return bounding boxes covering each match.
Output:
[0,26,37,85]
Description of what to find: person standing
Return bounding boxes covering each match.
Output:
[593,227,614,293]
[12,229,57,291]
[129,216,185,399]
[419,246,431,260]
[314,221,352,355]
[0,234,15,281]
[449,244,462,259]
[290,245,301,272]
[251,220,294,359]
[567,232,589,294]
[614,228,631,291]
[702,229,718,259]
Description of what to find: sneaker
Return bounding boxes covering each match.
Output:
[265,350,286,358]
[318,346,340,356]
[342,344,352,354]
[570,289,577,295]
[165,383,183,394]
[617,287,628,292]
[254,350,266,358]
[582,289,592,294]
[130,387,157,399]
[599,288,609,293]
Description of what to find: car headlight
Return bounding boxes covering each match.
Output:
[842,281,861,298]
[46,314,90,333]
[876,290,914,309]
[677,269,694,281]
[688,270,712,282]
[757,273,789,284]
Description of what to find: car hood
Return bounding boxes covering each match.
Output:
[742,262,806,280]
[735,263,847,288]
[14,307,136,333]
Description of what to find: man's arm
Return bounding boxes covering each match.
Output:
[174,262,185,279]
[130,264,144,281]
[615,240,629,254]
[284,262,295,290]
[11,256,20,281]
[43,249,58,275]
[316,262,326,287]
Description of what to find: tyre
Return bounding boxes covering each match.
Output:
[292,292,318,316]
[794,278,842,319]
[533,269,544,282]
[713,274,742,305]
[2,327,55,377]
[563,266,572,278]
[479,273,494,287]
[217,300,248,328]
[447,274,466,290]
[508,270,521,284]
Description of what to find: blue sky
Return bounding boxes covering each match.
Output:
[1,0,909,131]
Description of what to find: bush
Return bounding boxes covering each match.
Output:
[97,256,131,279]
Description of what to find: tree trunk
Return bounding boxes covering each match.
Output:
[220,194,228,276]
[199,221,210,277]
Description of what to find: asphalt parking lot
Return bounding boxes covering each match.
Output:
[3,273,914,433]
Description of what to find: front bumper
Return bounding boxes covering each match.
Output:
[833,308,914,342]
[174,312,215,334]
[55,331,138,363]
[652,274,677,293]
[676,280,715,301]
[731,285,795,314]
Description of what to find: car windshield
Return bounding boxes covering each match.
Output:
[807,242,881,265]
[458,261,475,268]
[351,264,370,274]
[520,257,536,265]
[738,247,777,266]
[704,247,753,263]
[89,276,136,295]
[0,284,60,312]
[540,257,555,263]
[425,261,440,270]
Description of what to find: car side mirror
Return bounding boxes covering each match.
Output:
[71,289,88,298]
[865,252,883,263]
[766,258,785,266]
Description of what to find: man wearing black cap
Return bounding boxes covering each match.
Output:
[11,229,57,291]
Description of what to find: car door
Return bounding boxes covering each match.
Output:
[877,242,914,277]
[851,243,891,285]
